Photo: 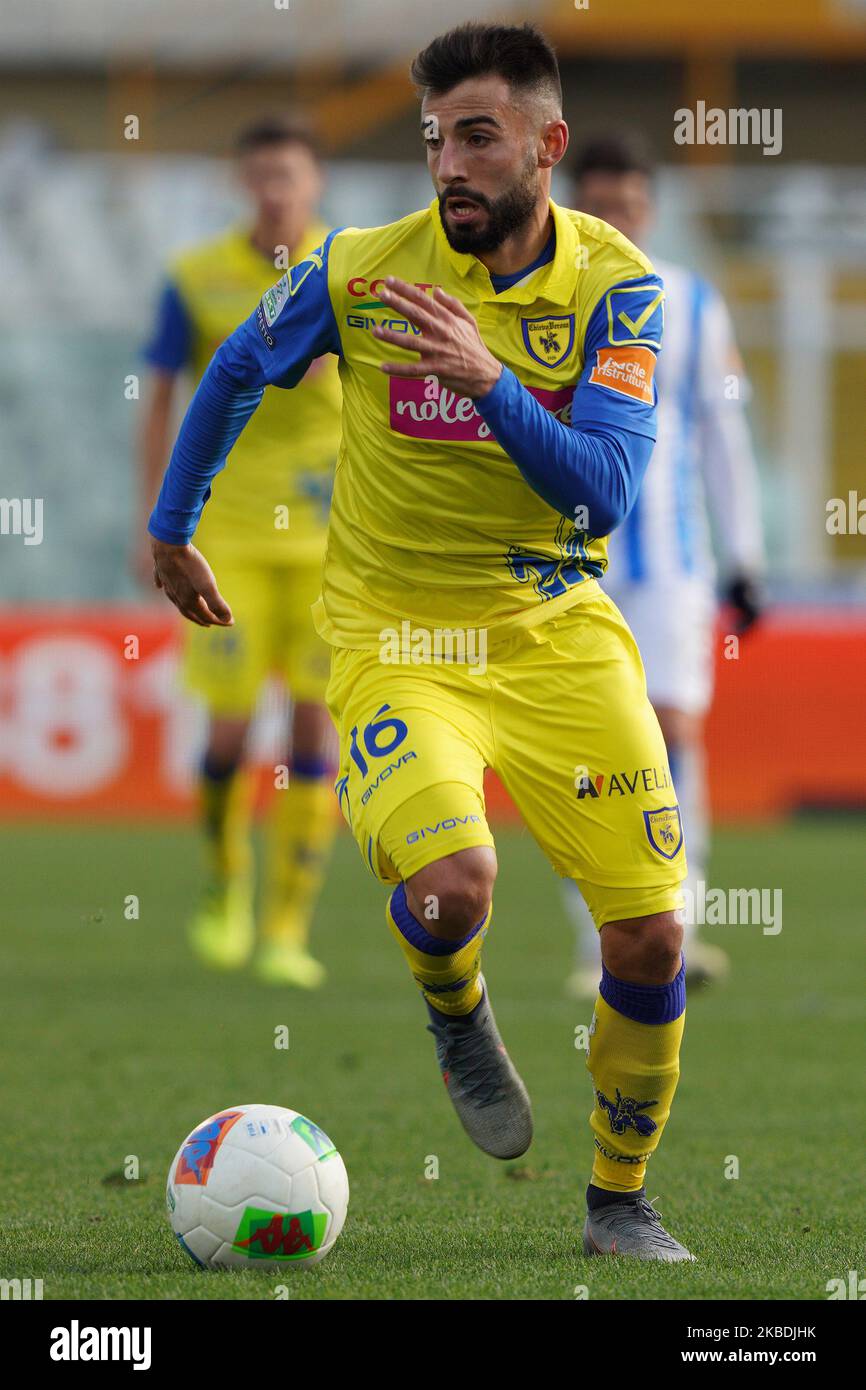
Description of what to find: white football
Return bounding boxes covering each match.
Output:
[166,1103,349,1270]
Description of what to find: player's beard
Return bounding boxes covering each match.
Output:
[437,156,539,255]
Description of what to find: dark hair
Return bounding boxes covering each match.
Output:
[234,116,320,161]
[411,22,561,108]
[571,134,655,184]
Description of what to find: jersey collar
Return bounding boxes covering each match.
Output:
[430,197,580,306]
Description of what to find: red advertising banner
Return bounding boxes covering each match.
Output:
[1,605,864,821]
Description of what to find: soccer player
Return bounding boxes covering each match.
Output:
[563,136,766,997]
[148,24,696,1260]
[138,118,342,988]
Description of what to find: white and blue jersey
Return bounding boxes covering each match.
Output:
[605,259,765,713]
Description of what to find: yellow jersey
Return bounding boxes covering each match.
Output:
[146,223,342,563]
[150,200,663,639]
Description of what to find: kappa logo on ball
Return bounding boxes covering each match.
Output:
[174,1109,244,1186]
[232,1207,327,1260]
[589,346,656,404]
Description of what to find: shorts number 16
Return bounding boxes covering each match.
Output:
[347,705,409,779]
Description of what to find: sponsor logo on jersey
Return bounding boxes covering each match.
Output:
[521,313,575,369]
[589,346,656,403]
[605,284,665,348]
[643,805,684,859]
[346,276,440,298]
[390,379,573,442]
[346,309,422,336]
[575,766,673,799]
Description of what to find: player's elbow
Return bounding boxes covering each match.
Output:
[210,341,247,389]
[210,331,267,393]
[568,478,629,537]
[591,493,628,536]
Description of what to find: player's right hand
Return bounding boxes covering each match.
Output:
[150,538,234,628]
[725,572,766,636]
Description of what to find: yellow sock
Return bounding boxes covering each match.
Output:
[200,763,254,887]
[386,883,489,1016]
[586,963,685,1193]
[260,773,336,947]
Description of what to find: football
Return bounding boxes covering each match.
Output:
[166,1104,349,1270]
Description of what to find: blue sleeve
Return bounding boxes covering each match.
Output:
[143,280,192,372]
[475,273,664,535]
[148,230,343,546]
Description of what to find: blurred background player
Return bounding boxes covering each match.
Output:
[137,116,342,988]
[564,134,766,996]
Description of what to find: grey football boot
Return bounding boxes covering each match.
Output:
[583,1193,696,1262]
[426,975,533,1159]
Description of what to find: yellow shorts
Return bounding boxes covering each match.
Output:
[183,555,331,716]
[326,589,687,928]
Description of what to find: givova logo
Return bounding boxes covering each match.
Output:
[406,814,482,845]
[346,300,422,337]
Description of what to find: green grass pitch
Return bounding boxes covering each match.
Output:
[2,818,862,1301]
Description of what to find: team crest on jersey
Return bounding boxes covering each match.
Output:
[521,314,575,369]
[643,806,683,859]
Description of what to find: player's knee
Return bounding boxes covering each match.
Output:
[205,716,250,772]
[291,701,334,763]
[600,910,683,985]
[406,846,497,941]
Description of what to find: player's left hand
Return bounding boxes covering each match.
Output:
[374,277,502,399]
[151,538,234,628]
[725,572,766,635]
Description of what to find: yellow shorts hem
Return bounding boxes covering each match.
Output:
[577,880,686,930]
[374,781,494,885]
